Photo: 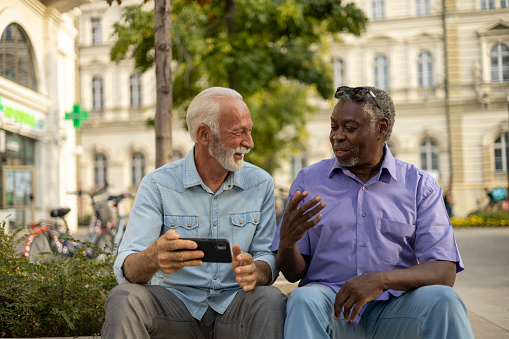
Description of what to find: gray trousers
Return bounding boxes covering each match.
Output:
[102,284,287,339]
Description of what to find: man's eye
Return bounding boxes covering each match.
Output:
[331,125,338,130]
[345,126,356,132]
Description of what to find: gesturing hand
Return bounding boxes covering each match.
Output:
[155,230,205,274]
[279,191,326,248]
[334,273,384,322]
[232,244,257,291]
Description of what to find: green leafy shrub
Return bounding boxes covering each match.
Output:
[0,221,117,337]
[451,210,509,227]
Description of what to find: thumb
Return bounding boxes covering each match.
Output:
[232,244,242,260]
[164,229,180,240]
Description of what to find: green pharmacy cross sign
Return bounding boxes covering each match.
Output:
[65,103,89,129]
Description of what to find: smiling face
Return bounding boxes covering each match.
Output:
[329,99,387,179]
[208,98,254,172]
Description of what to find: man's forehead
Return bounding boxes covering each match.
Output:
[331,99,366,120]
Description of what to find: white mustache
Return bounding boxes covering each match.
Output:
[234,146,251,155]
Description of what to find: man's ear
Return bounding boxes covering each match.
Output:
[378,118,389,140]
[196,123,211,144]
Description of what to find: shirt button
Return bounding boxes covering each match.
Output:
[361,186,366,191]
[188,224,192,228]
[214,223,217,226]
[213,276,217,280]
[171,223,175,226]
[254,219,258,223]
[361,212,366,217]
[361,243,366,247]
[239,221,243,224]
[214,196,217,199]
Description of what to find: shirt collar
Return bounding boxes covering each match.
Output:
[183,146,246,190]
[328,144,398,182]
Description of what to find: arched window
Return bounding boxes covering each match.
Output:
[0,23,37,90]
[94,153,108,188]
[494,134,507,172]
[332,58,344,90]
[92,77,104,110]
[131,152,145,186]
[416,0,430,15]
[420,138,439,180]
[491,43,509,82]
[418,52,434,88]
[374,55,389,90]
[130,74,142,108]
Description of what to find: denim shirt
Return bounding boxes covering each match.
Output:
[114,147,278,320]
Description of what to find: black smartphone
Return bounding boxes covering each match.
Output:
[180,238,232,263]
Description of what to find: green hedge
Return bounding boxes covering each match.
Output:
[451,210,509,227]
[0,221,117,337]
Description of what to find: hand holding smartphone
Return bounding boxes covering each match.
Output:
[180,238,232,263]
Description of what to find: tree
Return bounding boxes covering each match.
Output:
[110,0,368,174]
[107,0,174,169]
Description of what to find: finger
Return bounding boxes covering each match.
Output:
[169,239,198,252]
[287,191,308,210]
[334,291,347,321]
[303,201,326,219]
[342,298,357,322]
[299,196,323,213]
[349,303,364,323]
[160,258,203,274]
[235,262,255,276]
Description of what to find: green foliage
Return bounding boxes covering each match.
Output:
[0,222,117,337]
[110,0,368,173]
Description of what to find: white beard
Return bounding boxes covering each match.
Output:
[209,136,251,172]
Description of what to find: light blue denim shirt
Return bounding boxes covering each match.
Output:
[114,147,278,320]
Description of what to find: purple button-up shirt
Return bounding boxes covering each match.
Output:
[272,146,463,323]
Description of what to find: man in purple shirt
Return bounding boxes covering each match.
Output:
[272,86,474,339]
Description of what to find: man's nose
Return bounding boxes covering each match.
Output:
[242,132,254,149]
[332,129,345,141]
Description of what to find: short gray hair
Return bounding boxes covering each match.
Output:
[186,87,243,143]
[335,86,395,141]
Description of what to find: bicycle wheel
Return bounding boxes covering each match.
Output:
[91,231,114,259]
[28,231,57,263]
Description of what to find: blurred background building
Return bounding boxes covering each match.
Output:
[75,0,509,219]
[0,0,88,231]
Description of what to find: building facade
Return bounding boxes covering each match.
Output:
[77,0,509,218]
[0,0,88,231]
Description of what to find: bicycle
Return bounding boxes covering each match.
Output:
[106,192,131,255]
[23,207,80,263]
[23,184,113,263]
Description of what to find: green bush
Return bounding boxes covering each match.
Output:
[451,210,509,227]
[0,221,117,337]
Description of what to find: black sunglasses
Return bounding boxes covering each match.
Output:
[334,86,383,111]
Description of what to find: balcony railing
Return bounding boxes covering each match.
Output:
[86,106,152,125]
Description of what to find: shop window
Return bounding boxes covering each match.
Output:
[491,43,509,83]
[94,153,108,188]
[374,55,389,90]
[420,138,439,180]
[418,51,434,88]
[0,23,37,90]
[131,152,145,187]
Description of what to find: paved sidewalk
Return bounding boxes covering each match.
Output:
[274,227,509,339]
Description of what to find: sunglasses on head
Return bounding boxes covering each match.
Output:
[334,86,383,111]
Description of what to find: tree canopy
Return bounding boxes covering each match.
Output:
[110,0,367,174]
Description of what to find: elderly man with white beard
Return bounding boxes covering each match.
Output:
[102,87,286,339]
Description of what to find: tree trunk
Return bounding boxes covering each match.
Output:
[226,0,237,90]
[154,0,173,168]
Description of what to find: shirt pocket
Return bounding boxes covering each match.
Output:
[164,215,199,238]
[230,211,260,251]
[374,218,416,266]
